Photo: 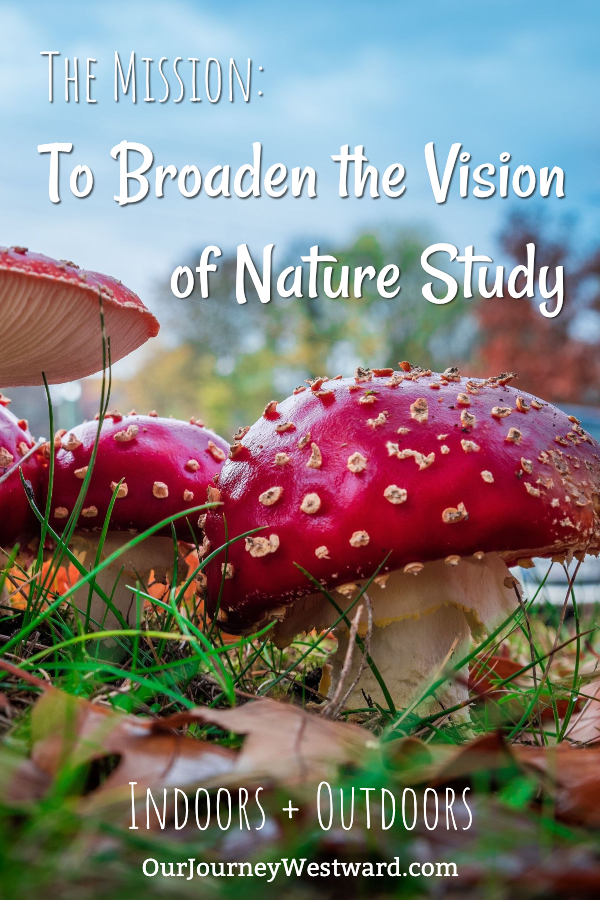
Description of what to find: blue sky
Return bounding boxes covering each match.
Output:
[1,0,599,373]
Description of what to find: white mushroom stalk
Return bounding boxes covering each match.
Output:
[274,553,519,719]
[69,532,179,639]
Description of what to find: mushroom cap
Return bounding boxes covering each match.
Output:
[0,399,42,547]
[44,413,229,539]
[204,367,600,633]
[0,247,159,386]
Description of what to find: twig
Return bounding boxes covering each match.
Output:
[513,583,544,740]
[321,600,367,719]
[0,657,52,691]
[0,438,46,485]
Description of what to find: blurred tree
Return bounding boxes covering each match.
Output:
[111,231,475,437]
[472,213,600,405]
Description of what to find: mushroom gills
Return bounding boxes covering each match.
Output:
[273,553,519,718]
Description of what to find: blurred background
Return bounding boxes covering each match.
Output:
[1,0,599,446]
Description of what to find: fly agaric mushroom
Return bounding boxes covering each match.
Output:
[204,366,600,716]
[0,396,42,551]
[43,413,228,633]
[0,247,159,386]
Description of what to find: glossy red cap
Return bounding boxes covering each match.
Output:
[204,366,600,633]
[0,247,159,386]
[44,413,229,539]
[0,397,42,546]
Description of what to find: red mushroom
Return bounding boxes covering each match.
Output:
[0,396,42,550]
[43,412,228,634]
[204,366,600,717]
[0,247,159,386]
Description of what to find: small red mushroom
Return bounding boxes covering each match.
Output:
[0,247,159,386]
[204,366,600,717]
[0,400,42,551]
[43,412,228,635]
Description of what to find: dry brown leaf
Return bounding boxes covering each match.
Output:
[0,663,375,817]
[468,654,525,696]
[0,751,52,805]
[155,697,375,782]
[431,732,515,786]
[565,679,600,745]
[514,744,600,827]
[31,689,236,792]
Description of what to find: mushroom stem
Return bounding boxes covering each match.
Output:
[328,554,519,717]
[274,552,519,718]
[332,604,472,717]
[69,532,178,645]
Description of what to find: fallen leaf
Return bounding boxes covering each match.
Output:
[0,661,375,820]
[514,744,600,827]
[469,654,526,696]
[431,732,516,786]
[155,697,375,782]
[564,679,600,745]
[0,748,52,805]
[30,689,236,798]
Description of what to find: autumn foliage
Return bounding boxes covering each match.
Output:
[473,214,600,405]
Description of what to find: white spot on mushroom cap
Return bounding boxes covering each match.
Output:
[259,486,283,506]
[301,493,321,514]
[245,534,280,557]
[307,442,322,469]
[207,440,226,462]
[367,411,388,428]
[349,530,370,547]
[410,398,428,423]
[62,433,82,452]
[525,483,541,497]
[461,410,477,428]
[221,563,235,579]
[110,481,128,499]
[347,451,368,473]
[442,502,468,523]
[384,485,407,504]
[397,448,435,470]
[0,448,14,467]
[153,482,169,499]
[114,425,139,442]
